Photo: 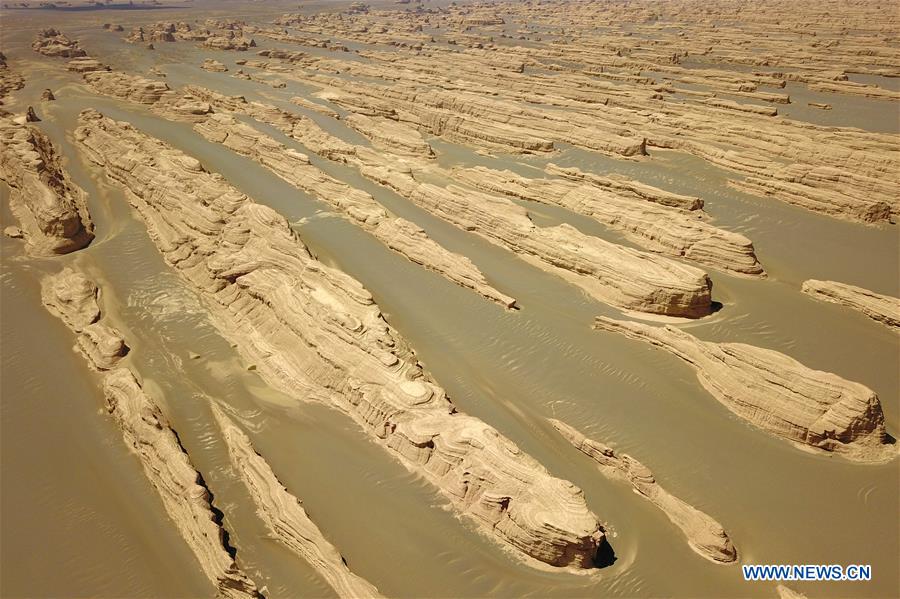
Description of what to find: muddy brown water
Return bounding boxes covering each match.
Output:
[2,7,898,598]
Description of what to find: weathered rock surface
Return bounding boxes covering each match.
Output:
[40,265,256,595]
[201,59,229,72]
[212,405,383,597]
[191,112,515,307]
[40,267,101,331]
[550,418,737,564]
[174,88,712,317]
[41,268,127,370]
[0,118,94,255]
[593,317,895,463]
[454,165,764,277]
[75,108,606,569]
[802,280,900,329]
[344,113,435,158]
[83,71,175,104]
[32,28,86,58]
[103,368,260,598]
[78,322,129,370]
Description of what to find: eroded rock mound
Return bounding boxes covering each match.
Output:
[40,267,101,331]
[593,317,895,462]
[32,28,87,58]
[75,108,606,569]
[0,119,94,255]
[802,280,900,329]
[550,418,737,564]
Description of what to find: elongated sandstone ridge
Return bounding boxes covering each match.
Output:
[211,405,383,597]
[801,280,900,329]
[103,369,261,598]
[39,268,258,596]
[76,69,514,307]
[175,86,713,318]
[453,165,764,277]
[75,109,606,569]
[593,317,895,463]
[549,418,737,564]
[191,113,514,307]
[0,117,94,255]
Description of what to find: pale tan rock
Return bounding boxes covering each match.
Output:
[801,280,900,329]
[103,368,260,598]
[594,317,895,463]
[191,113,514,307]
[40,267,101,331]
[0,118,94,255]
[289,96,340,118]
[75,108,606,569]
[201,59,229,72]
[454,165,764,277]
[550,418,737,564]
[83,71,175,104]
[344,113,435,157]
[171,87,711,317]
[78,322,129,371]
[212,405,383,598]
[66,58,110,73]
[32,28,86,58]
[776,584,809,599]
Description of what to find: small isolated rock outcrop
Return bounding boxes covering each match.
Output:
[801,280,900,329]
[41,88,55,101]
[32,28,87,58]
[212,405,383,598]
[103,369,260,598]
[550,418,737,564]
[593,317,895,463]
[0,118,94,255]
[201,59,229,72]
[75,108,606,569]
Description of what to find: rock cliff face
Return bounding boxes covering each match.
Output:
[801,280,900,329]
[40,268,257,596]
[191,113,514,307]
[454,165,764,277]
[75,109,605,569]
[103,369,260,599]
[593,317,894,463]
[212,405,383,597]
[550,418,737,564]
[0,118,94,255]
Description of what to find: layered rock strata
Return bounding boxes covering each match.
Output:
[40,266,258,596]
[103,369,260,598]
[32,28,86,57]
[177,87,713,318]
[191,113,514,307]
[212,405,383,597]
[73,70,514,307]
[453,165,764,277]
[75,109,606,569]
[550,418,737,564]
[0,117,94,255]
[593,317,894,463]
[801,280,900,329]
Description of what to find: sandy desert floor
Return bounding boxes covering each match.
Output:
[1,0,898,597]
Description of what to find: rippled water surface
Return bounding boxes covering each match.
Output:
[2,5,898,599]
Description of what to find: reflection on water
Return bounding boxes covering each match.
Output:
[1,12,898,599]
